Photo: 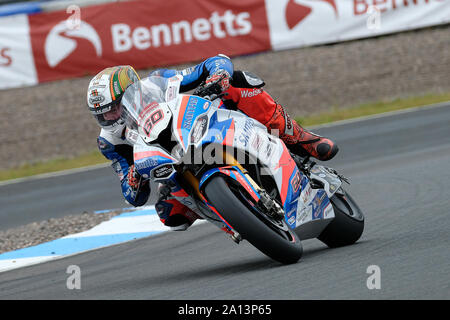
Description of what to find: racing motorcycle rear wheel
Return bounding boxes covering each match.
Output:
[204,176,303,264]
[318,189,364,248]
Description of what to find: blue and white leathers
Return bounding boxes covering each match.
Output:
[149,54,234,92]
[97,128,150,207]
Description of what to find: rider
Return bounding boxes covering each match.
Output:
[86,54,338,231]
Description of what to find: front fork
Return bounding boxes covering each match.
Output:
[180,152,247,242]
[183,168,243,243]
[222,152,284,220]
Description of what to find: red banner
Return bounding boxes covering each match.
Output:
[3,0,447,89]
[29,0,271,83]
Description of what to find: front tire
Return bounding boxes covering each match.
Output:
[318,190,364,248]
[204,176,303,264]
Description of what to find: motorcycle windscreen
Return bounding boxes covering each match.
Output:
[120,76,173,143]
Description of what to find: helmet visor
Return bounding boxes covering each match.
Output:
[91,101,123,128]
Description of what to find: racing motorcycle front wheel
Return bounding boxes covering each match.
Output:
[318,189,365,248]
[204,176,303,264]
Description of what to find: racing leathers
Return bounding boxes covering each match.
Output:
[98,54,337,231]
[97,129,150,207]
[152,54,338,160]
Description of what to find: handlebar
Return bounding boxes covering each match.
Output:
[193,75,227,101]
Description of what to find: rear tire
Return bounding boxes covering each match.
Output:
[318,190,364,248]
[204,176,303,264]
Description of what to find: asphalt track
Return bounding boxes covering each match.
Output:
[0,165,127,231]
[0,104,449,299]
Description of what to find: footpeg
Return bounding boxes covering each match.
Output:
[231,231,242,244]
[326,168,350,185]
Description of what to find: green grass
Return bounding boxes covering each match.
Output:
[1,93,449,182]
[0,151,107,182]
[295,93,450,127]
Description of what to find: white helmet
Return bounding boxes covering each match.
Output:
[87,66,140,133]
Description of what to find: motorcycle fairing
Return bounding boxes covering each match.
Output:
[129,75,335,228]
[201,107,336,230]
[172,95,212,151]
[139,102,173,144]
[169,179,233,231]
[309,165,343,198]
[275,143,301,209]
[200,111,235,146]
[198,165,261,203]
[283,165,302,228]
[199,108,302,218]
[294,178,335,229]
[287,165,341,229]
[133,143,178,180]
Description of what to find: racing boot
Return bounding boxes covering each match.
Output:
[155,185,201,231]
[265,104,339,161]
[224,86,338,161]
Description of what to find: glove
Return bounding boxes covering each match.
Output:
[205,70,231,93]
[127,164,141,190]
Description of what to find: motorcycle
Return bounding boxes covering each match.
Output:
[119,74,364,264]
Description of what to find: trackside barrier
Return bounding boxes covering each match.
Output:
[0,0,449,89]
